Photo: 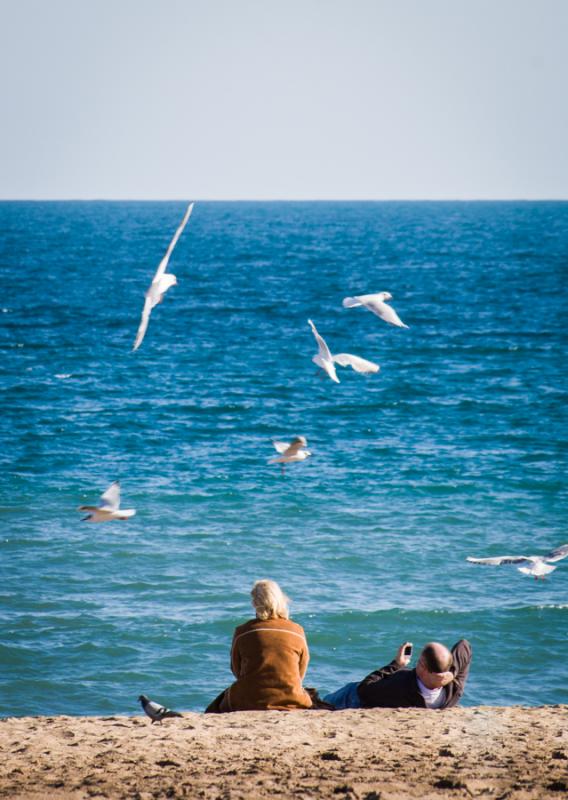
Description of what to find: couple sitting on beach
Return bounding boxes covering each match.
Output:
[205,580,472,713]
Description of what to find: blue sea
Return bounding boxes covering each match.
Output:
[0,201,566,717]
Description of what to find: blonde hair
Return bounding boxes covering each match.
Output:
[251,579,290,620]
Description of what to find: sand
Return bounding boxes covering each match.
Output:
[1,706,567,799]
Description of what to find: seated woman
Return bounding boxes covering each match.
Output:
[205,579,313,712]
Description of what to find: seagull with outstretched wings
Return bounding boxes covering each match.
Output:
[78,481,136,522]
[466,544,568,580]
[342,291,408,328]
[308,319,379,383]
[268,436,311,473]
[133,202,194,351]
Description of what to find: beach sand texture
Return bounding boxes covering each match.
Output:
[2,706,567,799]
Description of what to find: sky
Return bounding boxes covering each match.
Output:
[1,0,567,199]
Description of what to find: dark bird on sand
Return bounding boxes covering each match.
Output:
[138,694,183,724]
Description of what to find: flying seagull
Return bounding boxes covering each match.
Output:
[138,694,183,724]
[308,319,379,383]
[269,436,312,474]
[466,544,568,580]
[342,292,408,328]
[132,202,194,351]
[77,481,136,522]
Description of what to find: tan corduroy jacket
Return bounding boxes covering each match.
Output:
[220,617,313,711]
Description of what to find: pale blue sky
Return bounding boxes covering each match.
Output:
[1,0,566,199]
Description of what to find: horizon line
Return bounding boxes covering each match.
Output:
[1,197,567,203]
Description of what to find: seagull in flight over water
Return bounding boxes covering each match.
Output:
[342,292,408,328]
[308,319,379,383]
[269,436,312,474]
[78,481,136,522]
[466,544,568,580]
[132,202,194,351]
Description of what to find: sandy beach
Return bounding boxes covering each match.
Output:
[2,706,566,799]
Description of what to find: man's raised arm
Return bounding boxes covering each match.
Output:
[358,642,412,706]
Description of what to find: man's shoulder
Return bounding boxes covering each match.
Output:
[358,666,420,709]
[365,666,417,693]
[386,667,415,684]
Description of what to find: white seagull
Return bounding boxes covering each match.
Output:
[78,481,136,522]
[308,319,379,383]
[466,544,568,580]
[132,202,194,351]
[342,291,408,328]
[269,436,312,473]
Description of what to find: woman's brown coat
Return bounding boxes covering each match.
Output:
[218,617,312,712]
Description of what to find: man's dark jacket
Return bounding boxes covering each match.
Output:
[357,639,472,709]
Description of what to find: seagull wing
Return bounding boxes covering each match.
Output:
[308,319,333,362]
[283,439,305,456]
[342,296,363,308]
[543,543,568,563]
[132,295,153,352]
[333,353,380,374]
[273,441,291,454]
[100,481,121,511]
[466,555,534,566]
[360,296,408,328]
[154,202,194,280]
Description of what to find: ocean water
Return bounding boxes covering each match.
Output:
[0,200,566,717]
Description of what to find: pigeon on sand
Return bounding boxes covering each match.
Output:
[269,436,312,473]
[77,481,136,522]
[466,543,568,580]
[342,292,408,328]
[308,319,379,383]
[132,202,194,351]
[138,694,183,724]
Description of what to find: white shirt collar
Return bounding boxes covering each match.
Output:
[417,677,446,708]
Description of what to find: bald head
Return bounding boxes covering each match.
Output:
[420,642,452,673]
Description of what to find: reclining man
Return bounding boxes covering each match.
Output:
[324,639,472,710]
